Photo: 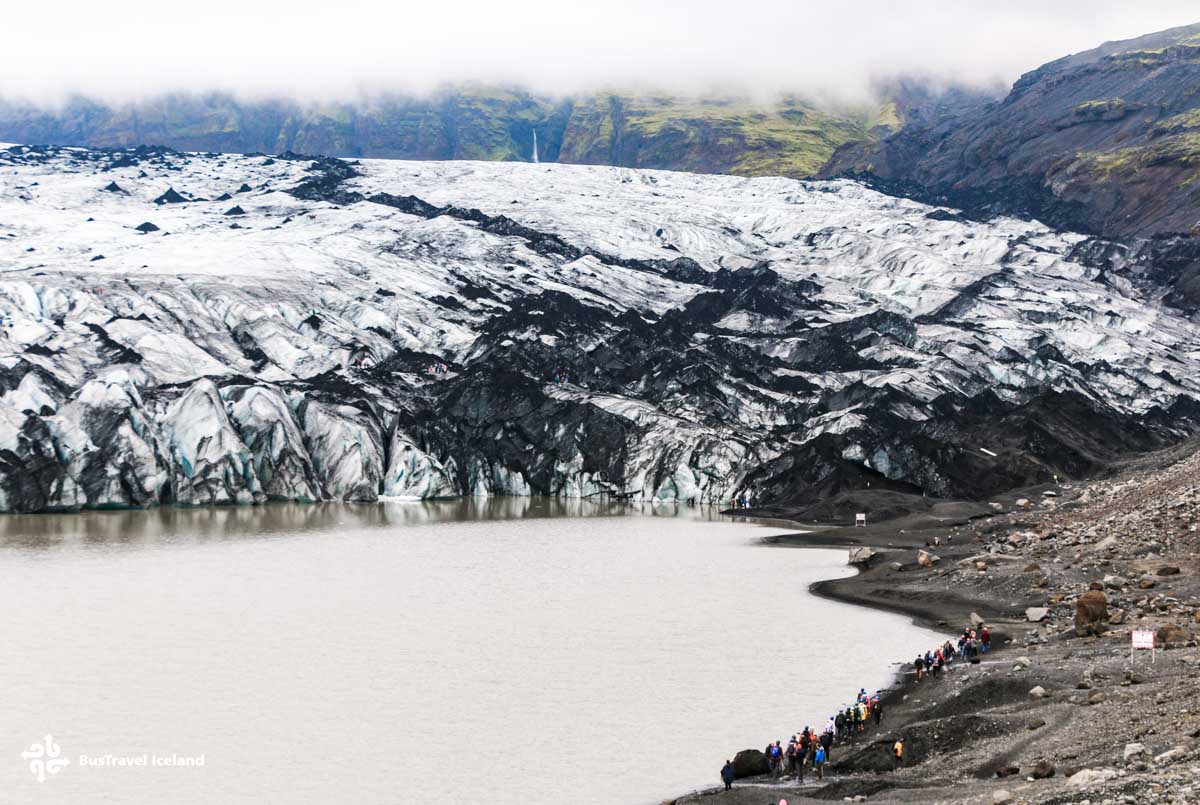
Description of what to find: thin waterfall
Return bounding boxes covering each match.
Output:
[532,130,539,163]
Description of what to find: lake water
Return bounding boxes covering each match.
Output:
[0,499,942,804]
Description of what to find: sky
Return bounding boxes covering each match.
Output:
[4,1,1199,105]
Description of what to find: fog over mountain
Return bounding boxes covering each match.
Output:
[5,1,1199,105]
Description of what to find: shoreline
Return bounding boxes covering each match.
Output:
[669,459,1200,804]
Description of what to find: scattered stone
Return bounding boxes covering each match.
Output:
[1024,562,1041,573]
[1123,743,1146,762]
[1157,624,1192,647]
[224,205,246,216]
[1103,574,1127,589]
[848,547,877,565]
[1015,656,1033,670]
[992,789,1013,803]
[1154,746,1187,765]
[1068,768,1117,787]
[1026,606,1049,622]
[918,549,940,567]
[135,222,159,233]
[1076,589,1109,636]
[237,183,252,193]
[1031,759,1055,779]
[102,181,126,194]
[1029,685,1049,699]
[1108,608,1126,625]
[1016,498,1030,507]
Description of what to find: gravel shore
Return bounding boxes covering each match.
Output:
[669,439,1200,805]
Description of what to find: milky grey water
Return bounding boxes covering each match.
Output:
[0,499,942,804]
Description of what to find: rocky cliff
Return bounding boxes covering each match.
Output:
[824,22,1200,240]
[1,144,1199,512]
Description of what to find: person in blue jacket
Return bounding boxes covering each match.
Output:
[814,745,826,780]
[720,759,735,790]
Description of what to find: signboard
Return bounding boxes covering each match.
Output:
[855,513,867,527]
[1132,629,1156,665]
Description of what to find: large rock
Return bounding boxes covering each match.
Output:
[848,546,877,565]
[1031,759,1055,779]
[1068,768,1117,787]
[1075,589,1109,637]
[730,748,768,778]
[1025,607,1049,623]
[1157,624,1192,648]
[918,549,940,567]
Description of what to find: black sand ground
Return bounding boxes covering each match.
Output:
[667,451,1200,804]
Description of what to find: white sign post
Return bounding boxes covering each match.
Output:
[855,513,867,527]
[1131,629,1156,665]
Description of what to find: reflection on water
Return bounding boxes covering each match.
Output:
[0,497,725,550]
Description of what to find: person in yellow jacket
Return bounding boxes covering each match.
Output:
[892,738,904,770]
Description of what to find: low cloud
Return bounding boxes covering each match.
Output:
[4,1,1198,105]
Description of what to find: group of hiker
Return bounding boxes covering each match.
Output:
[719,688,891,790]
[912,625,989,681]
[719,620,996,792]
[425,362,450,375]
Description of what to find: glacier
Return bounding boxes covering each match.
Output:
[0,142,1198,512]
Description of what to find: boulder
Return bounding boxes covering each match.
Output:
[848,546,877,565]
[992,790,1013,804]
[1016,498,1030,507]
[1029,686,1048,699]
[731,748,768,778]
[918,549,940,567]
[135,221,159,233]
[970,611,986,628]
[1123,743,1146,762]
[1154,747,1187,765]
[1157,624,1192,647]
[1075,589,1108,636]
[1024,562,1041,573]
[1068,768,1117,787]
[1108,608,1127,625]
[1031,759,1055,779]
[1157,566,1182,576]
[1103,574,1127,589]
[1138,576,1157,589]
[1025,607,1049,622]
